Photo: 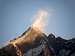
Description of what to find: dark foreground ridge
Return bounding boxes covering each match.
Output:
[0,27,75,56]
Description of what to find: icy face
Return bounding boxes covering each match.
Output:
[23,44,45,56]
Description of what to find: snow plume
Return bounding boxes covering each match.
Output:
[32,9,48,32]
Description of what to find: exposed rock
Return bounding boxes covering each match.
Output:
[0,28,75,56]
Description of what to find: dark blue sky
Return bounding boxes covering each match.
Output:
[0,0,75,47]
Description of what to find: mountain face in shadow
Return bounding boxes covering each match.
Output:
[48,34,75,56]
[0,27,75,56]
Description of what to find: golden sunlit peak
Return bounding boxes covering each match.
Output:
[32,10,48,32]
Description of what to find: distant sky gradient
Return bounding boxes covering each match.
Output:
[0,0,75,47]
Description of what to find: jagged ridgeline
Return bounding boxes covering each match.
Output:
[0,27,50,56]
[0,27,75,56]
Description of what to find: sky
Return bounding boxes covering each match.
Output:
[0,0,75,47]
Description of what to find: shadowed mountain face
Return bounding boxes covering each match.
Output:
[48,34,75,56]
[0,27,75,56]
